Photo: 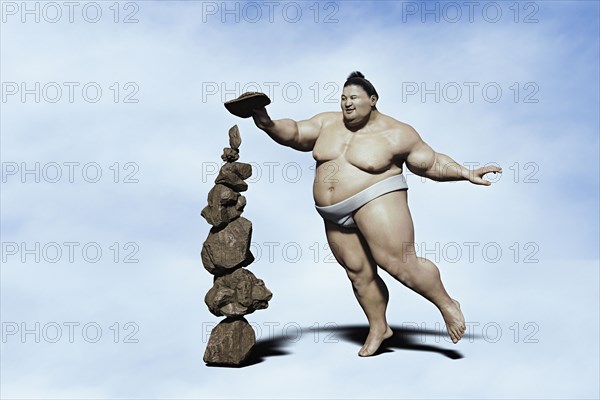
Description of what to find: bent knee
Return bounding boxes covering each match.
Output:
[338,253,372,274]
[374,251,417,272]
[378,256,419,285]
[344,263,375,289]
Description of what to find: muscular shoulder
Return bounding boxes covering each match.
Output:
[377,114,421,156]
[295,112,340,151]
[310,111,341,125]
[300,112,340,131]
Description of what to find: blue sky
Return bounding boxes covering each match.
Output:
[1,1,599,399]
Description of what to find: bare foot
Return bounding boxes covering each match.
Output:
[440,299,466,344]
[358,325,393,357]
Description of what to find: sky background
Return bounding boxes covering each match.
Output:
[1,0,599,399]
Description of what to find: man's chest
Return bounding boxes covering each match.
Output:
[312,126,399,172]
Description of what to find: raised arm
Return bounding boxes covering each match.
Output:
[404,125,501,185]
[251,108,324,152]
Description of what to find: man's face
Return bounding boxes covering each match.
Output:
[341,85,376,125]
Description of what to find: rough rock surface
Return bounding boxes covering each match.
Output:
[228,125,242,150]
[221,148,239,162]
[201,217,254,276]
[205,267,273,317]
[215,162,252,192]
[203,317,255,366]
[202,124,273,367]
[201,184,246,228]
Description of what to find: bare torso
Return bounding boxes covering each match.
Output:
[312,111,412,206]
[249,90,474,353]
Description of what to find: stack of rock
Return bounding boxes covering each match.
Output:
[201,125,273,366]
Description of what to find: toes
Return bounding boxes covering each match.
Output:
[447,325,463,343]
[448,328,457,343]
[358,347,373,357]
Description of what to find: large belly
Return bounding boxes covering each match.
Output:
[312,159,401,206]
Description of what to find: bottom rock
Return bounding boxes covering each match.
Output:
[203,317,255,366]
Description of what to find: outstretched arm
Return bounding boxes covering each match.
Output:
[251,107,323,152]
[404,126,501,185]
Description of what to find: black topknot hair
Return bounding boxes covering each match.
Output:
[344,71,379,101]
[347,71,365,79]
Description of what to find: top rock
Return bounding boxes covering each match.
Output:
[229,125,241,150]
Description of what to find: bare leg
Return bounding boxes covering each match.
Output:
[353,191,466,343]
[400,255,465,343]
[325,221,393,356]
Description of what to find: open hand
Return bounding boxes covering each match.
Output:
[468,165,502,186]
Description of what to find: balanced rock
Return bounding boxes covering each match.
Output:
[201,217,254,276]
[228,125,242,150]
[203,317,255,366]
[221,148,239,162]
[215,162,252,192]
[205,267,273,317]
[201,184,246,228]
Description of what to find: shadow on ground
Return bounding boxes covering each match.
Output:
[205,336,292,368]
[209,324,473,367]
[319,324,466,360]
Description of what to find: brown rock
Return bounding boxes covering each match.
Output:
[208,183,239,206]
[203,317,255,366]
[201,217,254,276]
[215,162,252,192]
[200,185,246,228]
[227,162,252,180]
[205,268,273,317]
[235,195,246,212]
[228,125,242,150]
[221,148,239,162]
